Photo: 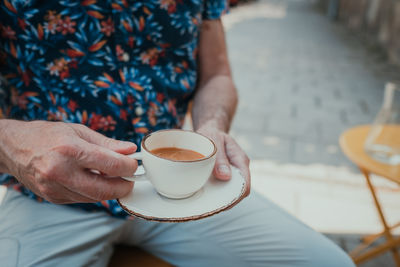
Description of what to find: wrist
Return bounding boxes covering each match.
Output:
[192,101,234,133]
[195,119,227,133]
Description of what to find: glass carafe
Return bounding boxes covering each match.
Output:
[364,82,400,165]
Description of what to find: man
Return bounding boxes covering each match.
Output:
[0,1,354,266]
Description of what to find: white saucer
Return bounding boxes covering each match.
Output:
[118,166,246,222]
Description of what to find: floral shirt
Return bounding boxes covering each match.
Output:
[0,0,227,218]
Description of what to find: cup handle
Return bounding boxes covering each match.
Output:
[122,152,147,182]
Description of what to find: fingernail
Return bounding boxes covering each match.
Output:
[119,141,136,147]
[218,165,231,175]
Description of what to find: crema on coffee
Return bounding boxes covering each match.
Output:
[150,147,205,161]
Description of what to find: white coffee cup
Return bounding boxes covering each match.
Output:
[122,130,217,199]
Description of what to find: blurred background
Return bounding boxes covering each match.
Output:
[224,0,400,266]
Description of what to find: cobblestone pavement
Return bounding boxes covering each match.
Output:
[225,0,400,168]
[224,1,400,266]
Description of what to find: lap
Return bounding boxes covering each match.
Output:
[0,189,355,267]
[123,192,355,267]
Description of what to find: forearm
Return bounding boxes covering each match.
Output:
[193,19,237,133]
[192,75,237,132]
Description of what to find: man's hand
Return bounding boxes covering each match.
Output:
[0,120,137,204]
[197,124,250,198]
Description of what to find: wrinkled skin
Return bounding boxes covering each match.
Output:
[0,120,137,204]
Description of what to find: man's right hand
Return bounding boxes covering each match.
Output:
[0,120,137,204]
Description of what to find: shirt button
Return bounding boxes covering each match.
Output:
[122,53,129,62]
[135,106,144,116]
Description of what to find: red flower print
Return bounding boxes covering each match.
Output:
[45,10,61,23]
[21,70,32,86]
[44,10,62,34]
[46,58,69,76]
[16,96,28,109]
[59,69,70,80]
[167,4,176,13]
[17,18,27,30]
[81,0,97,6]
[121,20,133,32]
[68,100,78,112]
[116,45,129,62]
[12,90,38,110]
[116,45,123,57]
[174,66,182,73]
[191,17,199,26]
[89,113,117,131]
[45,22,57,34]
[55,58,67,69]
[168,99,177,117]
[68,59,78,69]
[148,108,157,126]
[56,17,76,35]
[66,49,85,58]
[47,111,63,121]
[128,36,134,48]
[140,48,160,67]
[120,109,128,120]
[1,25,16,40]
[100,17,115,37]
[160,0,176,14]
[127,94,135,105]
[156,93,165,103]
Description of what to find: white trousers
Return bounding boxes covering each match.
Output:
[0,189,354,267]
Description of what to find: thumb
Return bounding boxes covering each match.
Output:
[214,140,232,181]
[71,124,137,154]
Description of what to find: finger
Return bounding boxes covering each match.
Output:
[71,123,137,154]
[35,181,99,204]
[213,135,232,181]
[59,182,101,203]
[65,169,134,201]
[75,140,138,177]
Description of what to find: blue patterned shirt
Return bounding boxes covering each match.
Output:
[0,0,227,218]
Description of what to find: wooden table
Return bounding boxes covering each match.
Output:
[340,125,400,266]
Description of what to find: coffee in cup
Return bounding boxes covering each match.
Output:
[122,130,217,199]
[150,147,205,161]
